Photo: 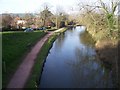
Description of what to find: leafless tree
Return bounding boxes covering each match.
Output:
[55,6,69,28]
[2,14,13,28]
[78,0,119,34]
[40,3,53,26]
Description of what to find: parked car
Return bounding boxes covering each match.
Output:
[24,28,34,32]
[46,26,51,29]
[42,27,46,30]
[38,27,46,30]
[39,27,43,30]
[22,27,26,29]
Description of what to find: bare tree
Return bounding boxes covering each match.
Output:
[55,6,69,28]
[78,0,119,34]
[2,14,13,28]
[23,13,37,28]
[98,0,119,30]
[40,3,53,26]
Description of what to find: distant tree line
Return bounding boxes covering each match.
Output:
[1,4,76,31]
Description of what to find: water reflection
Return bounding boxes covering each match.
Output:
[39,26,113,88]
[54,33,65,52]
[65,47,113,88]
[80,31,95,47]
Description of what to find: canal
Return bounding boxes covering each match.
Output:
[39,26,113,88]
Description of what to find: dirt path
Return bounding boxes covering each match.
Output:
[7,32,53,88]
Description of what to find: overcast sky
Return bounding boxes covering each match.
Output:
[0,0,112,14]
[0,0,96,14]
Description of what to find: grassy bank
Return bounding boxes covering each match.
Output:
[78,10,119,87]
[25,28,67,88]
[25,33,58,88]
[2,31,46,88]
[82,25,119,87]
[54,27,67,33]
[83,19,119,88]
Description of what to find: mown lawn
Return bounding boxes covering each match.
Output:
[2,31,46,88]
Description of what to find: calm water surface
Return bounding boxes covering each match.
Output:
[39,26,113,88]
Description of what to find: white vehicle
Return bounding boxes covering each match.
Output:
[24,28,34,32]
[22,27,26,29]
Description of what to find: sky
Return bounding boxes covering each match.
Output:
[0,0,114,14]
[0,0,77,14]
[0,0,98,14]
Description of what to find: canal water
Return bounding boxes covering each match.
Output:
[39,26,113,88]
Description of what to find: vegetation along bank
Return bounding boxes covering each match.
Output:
[25,28,68,88]
[77,0,119,87]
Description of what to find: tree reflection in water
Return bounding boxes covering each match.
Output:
[54,33,65,52]
[65,46,113,88]
[40,26,113,88]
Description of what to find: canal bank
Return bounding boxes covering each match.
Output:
[25,27,68,88]
[86,28,119,88]
[39,26,114,88]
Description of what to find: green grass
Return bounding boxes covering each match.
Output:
[25,33,58,88]
[59,28,67,33]
[2,31,46,88]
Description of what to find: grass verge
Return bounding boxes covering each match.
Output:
[25,27,68,88]
[25,33,58,88]
[2,31,46,88]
